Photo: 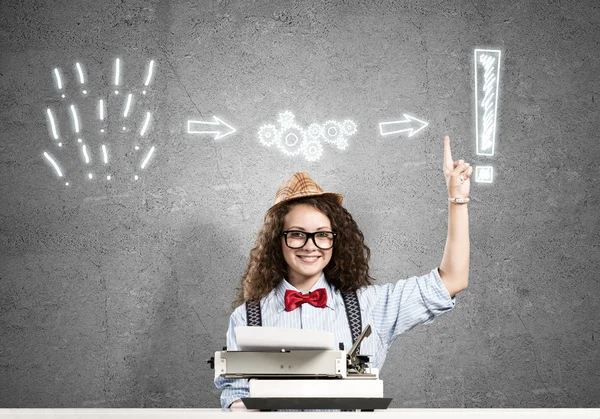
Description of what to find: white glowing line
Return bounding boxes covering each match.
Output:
[187,116,236,140]
[379,114,429,137]
[102,144,108,164]
[53,68,62,89]
[82,144,90,164]
[46,108,59,140]
[70,105,80,133]
[75,62,84,84]
[474,49,501,156]
[140,146,155,169]
[43,152,63,177]
[123,93,133,117]
[99,99,104,120]
[140,112,151,136]
[114,58,121,86]
[144,60,155,86]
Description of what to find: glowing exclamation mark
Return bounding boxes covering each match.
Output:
[114,58,121,95]
[70,104,80,134]
[140,112,151,136]
[46,108,59,140]
[53,68,65,98]
[82,144,90,164]
[75,62,87,95]
[474,48,501,183]
[140,146,155,169]
[143,60,155,95]
[123,93,133,118]
[102,144,108,164]
[43,152,63,177]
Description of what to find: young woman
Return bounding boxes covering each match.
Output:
[215,135,471,409]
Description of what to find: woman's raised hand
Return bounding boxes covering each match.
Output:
[444,135,472,199]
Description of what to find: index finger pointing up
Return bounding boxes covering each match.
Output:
[444,135,454,169]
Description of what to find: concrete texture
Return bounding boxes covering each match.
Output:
[1,0,599,408]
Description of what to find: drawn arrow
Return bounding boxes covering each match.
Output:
[187,116,236,140]
[379,114,429,137]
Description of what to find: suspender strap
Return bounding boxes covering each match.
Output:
[245,299,262,327]
[340,290,363,354]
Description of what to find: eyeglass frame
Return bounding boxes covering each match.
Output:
[282,230,337,250]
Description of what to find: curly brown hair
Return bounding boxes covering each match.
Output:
[233,195,375,308]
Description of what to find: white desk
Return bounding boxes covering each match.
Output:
[1,409,600,419]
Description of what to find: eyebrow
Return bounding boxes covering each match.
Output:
[286,226,331,231]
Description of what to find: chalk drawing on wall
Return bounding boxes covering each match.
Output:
[258,111,357,162]
[43,152,63,177]
[187,117,237,140]
[53,68,66,98]
[113,58,121,95]
[473,48,501,185]
[474,49,501,156]
[379,114,429,137]
[142,60,155,95]
[475,166,494,183]
[43,58,158,186]
[74,62,88,95]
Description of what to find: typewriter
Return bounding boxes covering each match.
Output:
[209,325,392,411]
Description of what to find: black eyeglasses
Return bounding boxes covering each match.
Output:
[282,230,337,250]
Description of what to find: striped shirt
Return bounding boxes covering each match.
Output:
[214,267,456,408]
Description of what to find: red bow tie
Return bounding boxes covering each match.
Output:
[284,288,327,312]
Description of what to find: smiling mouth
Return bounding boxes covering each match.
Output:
[297,255,320,263]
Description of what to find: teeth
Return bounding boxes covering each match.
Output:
[299,256,318,261]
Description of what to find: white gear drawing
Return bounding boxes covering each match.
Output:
[307,123,324,140]
[277,123,306,156]
[336,136,349,150]
[341,119,357,136]
[301,139,324,162]
[277,111,296,130]
[258,124,281,147]
[322,120,345,145]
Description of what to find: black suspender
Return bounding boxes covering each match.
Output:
[340,290,363,351]
[245,298,262,327]
[245,290,362,352]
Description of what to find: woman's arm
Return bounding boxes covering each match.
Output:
[439,135,471,297]
[439,201,469,297]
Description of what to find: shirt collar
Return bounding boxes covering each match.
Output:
[273,272,336,312]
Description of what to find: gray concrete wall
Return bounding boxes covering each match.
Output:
[1,0,599,408]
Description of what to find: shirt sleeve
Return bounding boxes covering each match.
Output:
[213,305,249,408]
[370,267,455,348]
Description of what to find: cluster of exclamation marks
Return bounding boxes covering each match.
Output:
[43,58,157,186]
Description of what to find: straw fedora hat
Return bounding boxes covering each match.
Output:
[268,172,343,212]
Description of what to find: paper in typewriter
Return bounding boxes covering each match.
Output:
[234,326,335,351]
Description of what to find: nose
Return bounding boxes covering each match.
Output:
[302,236,319,251]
